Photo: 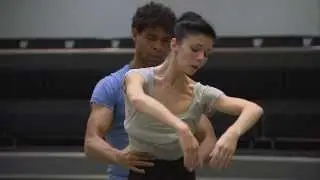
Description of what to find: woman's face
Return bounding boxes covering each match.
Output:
[171,34,214,76]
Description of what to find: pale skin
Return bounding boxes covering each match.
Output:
[84,27,216,174]
[124,34,264,170]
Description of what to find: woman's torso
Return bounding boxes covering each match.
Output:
[124,67,208,160]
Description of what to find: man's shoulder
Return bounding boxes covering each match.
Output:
[126,66,153,74]
[99,64,130,86]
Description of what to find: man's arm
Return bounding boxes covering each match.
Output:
[195,115,216,167]
[84,76,121,163]
[84,75,155,174]
[84,104,120,164]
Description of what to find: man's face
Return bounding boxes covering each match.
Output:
[132,27,172,67]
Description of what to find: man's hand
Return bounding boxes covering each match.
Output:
[116,148,155,174]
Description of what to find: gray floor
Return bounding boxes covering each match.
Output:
[0,175,294,180]
[0,151,319,180]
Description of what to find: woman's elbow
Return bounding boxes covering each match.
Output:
[129,95,146,112]
[247,102,264,117]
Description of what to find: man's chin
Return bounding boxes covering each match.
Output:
[147,59,163,66]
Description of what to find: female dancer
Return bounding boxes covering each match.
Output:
[122,12,263,180]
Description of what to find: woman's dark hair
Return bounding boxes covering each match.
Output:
[177,11,203,22]
[175,11,216,42]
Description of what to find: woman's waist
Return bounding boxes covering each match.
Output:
[148,157,186,168]
[124,114,198,133]
[125,123,180,144]
[128,136,183,160]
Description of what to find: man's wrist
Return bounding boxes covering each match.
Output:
[112,149,123,164]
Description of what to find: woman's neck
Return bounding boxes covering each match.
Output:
[158,53,187,86]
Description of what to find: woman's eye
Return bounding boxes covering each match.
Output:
[191,47,200,52]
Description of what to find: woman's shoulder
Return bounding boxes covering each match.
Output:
[125,66,155,80]
[191,81,225,99]
[186,77,204,90]
[127,66,154,74]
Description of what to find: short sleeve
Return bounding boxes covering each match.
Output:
[123,67,154,93]
[200,85,225,116]
[124,68,152,83]
[90,76,119,110]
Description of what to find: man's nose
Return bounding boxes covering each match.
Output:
[152,40,162,51]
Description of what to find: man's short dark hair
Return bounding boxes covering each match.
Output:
[175,11,216,42]
[132,2,176,36]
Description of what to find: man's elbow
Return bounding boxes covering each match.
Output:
[83,136,95,158]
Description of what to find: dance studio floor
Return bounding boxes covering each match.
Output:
[0,149,319,180]
[0,176,298,180]
[0,174,296,180]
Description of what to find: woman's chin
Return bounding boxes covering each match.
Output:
[184,69,197,77]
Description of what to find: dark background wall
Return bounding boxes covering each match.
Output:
[1,49,320,149]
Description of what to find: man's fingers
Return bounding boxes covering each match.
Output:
[133,155,155,161]
[132,160,155,167]
[130,166,146,174]
[128,152,155,162]
[133,152,155,160]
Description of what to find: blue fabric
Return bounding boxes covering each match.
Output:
[90,64,130,178]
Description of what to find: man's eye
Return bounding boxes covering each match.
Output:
[146,35,157,41]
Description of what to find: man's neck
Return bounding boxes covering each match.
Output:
[129,57,145,69]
